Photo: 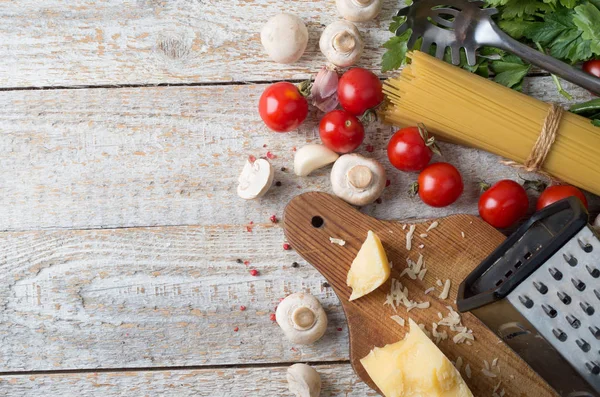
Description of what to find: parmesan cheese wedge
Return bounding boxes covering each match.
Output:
[360,318,474,397]
[346,230,390,301]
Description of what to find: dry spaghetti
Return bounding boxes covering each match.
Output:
[382,51,600,196]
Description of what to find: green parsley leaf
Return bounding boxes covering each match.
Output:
[381,30,411,73]
[592,119,600,127]
[389,16,407,34]
[496,0,553,19]
[573,2,600,55]
[559,0,578,8]
[491,55,532,90]
[498,19,535,39]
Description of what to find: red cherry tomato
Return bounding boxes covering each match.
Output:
[387,125,437,171]
[417,162,463,207]
[337,68,384,116]
[319,110,365,153]
[583,59,600,79]
[478,180,529,229]
[258,82,308,132]
[536,185,588,210]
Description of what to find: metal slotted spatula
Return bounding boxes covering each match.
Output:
[396,0,600,95]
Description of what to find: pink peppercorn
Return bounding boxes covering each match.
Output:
[385,179,391,187]
[366,145,374,152]
[283,243,291,250]
[234,326,239,332]
[337,327,343,331]
[270,215,278,223]
[266,151,275,159]
[249,269,259,276]
[240,305,246,311]
[269,313,276,321]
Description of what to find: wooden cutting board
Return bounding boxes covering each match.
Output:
[283,192,556,397]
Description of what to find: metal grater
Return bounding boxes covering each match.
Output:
[458,197,600,396]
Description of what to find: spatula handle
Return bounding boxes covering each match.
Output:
[489,26,600,95]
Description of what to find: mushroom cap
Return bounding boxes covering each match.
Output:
[237,158,274,200]
[294,144,340,176]
[330,153,386,205]
[319,20,364,68]
[287,363,322,397]
[261,14,308,64]
[336,0,383,22]
[276,292,328,345]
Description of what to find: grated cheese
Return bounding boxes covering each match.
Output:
[402,224,407,230]
[390,315,405,326]
[455,356,463,371]
[329,237,346,246]
[461,231,465,238]
[384,278,430,313]
[418,268,427,280]
[465,364,472,379]
[482,368,497,378]
[484,360,490,371]
[439,279,451,300]
[437,306,475,344]
[406,225,416,250]
[426,221,439,232]
[492,358,498,368]
[424,287,435,295]
[419,233,428,238]
[418,244,425,249]
[436,279,443,287]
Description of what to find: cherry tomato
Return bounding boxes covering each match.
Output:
[536,185,588,210]
[258,82,308,132]
[417,162,463,207]
[583,59,600,79]
[319,110,365,153]
[337,68,384,116]
[478,180,529,229]
[387,125,438,171]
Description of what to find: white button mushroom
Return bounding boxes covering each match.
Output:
[287,363,322,397]
[276,292,327,345]
[336,0,383,22]
[261,14,309,64]
[294,144,340,176]
[330,154,386,206]
[319,20,364,68]
[237,157,274,200]
[593,213,600,229]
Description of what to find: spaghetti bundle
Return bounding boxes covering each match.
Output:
[382,51,600,196]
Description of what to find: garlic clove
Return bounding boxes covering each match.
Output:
[237,157,274,200]
[294,144,340,176]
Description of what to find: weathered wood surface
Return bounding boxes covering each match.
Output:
[0,225,350,371]
[0,77,596,232]
[0,0,399,88]
[0,364,377,396]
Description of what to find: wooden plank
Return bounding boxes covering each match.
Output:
[0,364,378,396]
[0,77,596,232]
[0,224,351,371]
[0,0,399,88]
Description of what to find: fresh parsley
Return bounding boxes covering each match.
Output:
[381,0,600,125]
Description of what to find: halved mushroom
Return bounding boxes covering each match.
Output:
[331,154,386,205]
[294,144,339,176]
[237,156,274,200]
[276,292,327,345]
[261,14,309,64]
[336,0,383,22]
[287,364,322,397]
[319,21,364,68]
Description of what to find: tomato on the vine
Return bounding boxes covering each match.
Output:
[338,68,383,116]
[583,59,600,79]
[479,180,529,229]
[536,185,588,210]
[416,162,463,207]
[387,124,439,172]
[319,110,365,153]
[258,82,308,132]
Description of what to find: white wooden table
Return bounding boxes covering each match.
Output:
[0,1,596,395]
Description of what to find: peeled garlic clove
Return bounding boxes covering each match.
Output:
[237,157,274,200]
[294,144,340,176]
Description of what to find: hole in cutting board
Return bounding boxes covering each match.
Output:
[311,216,324,228]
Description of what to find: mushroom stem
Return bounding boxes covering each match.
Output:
[292,307,316,330]
[333,31,356,54]
[347,165,373,190]
[354,0,372,5]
